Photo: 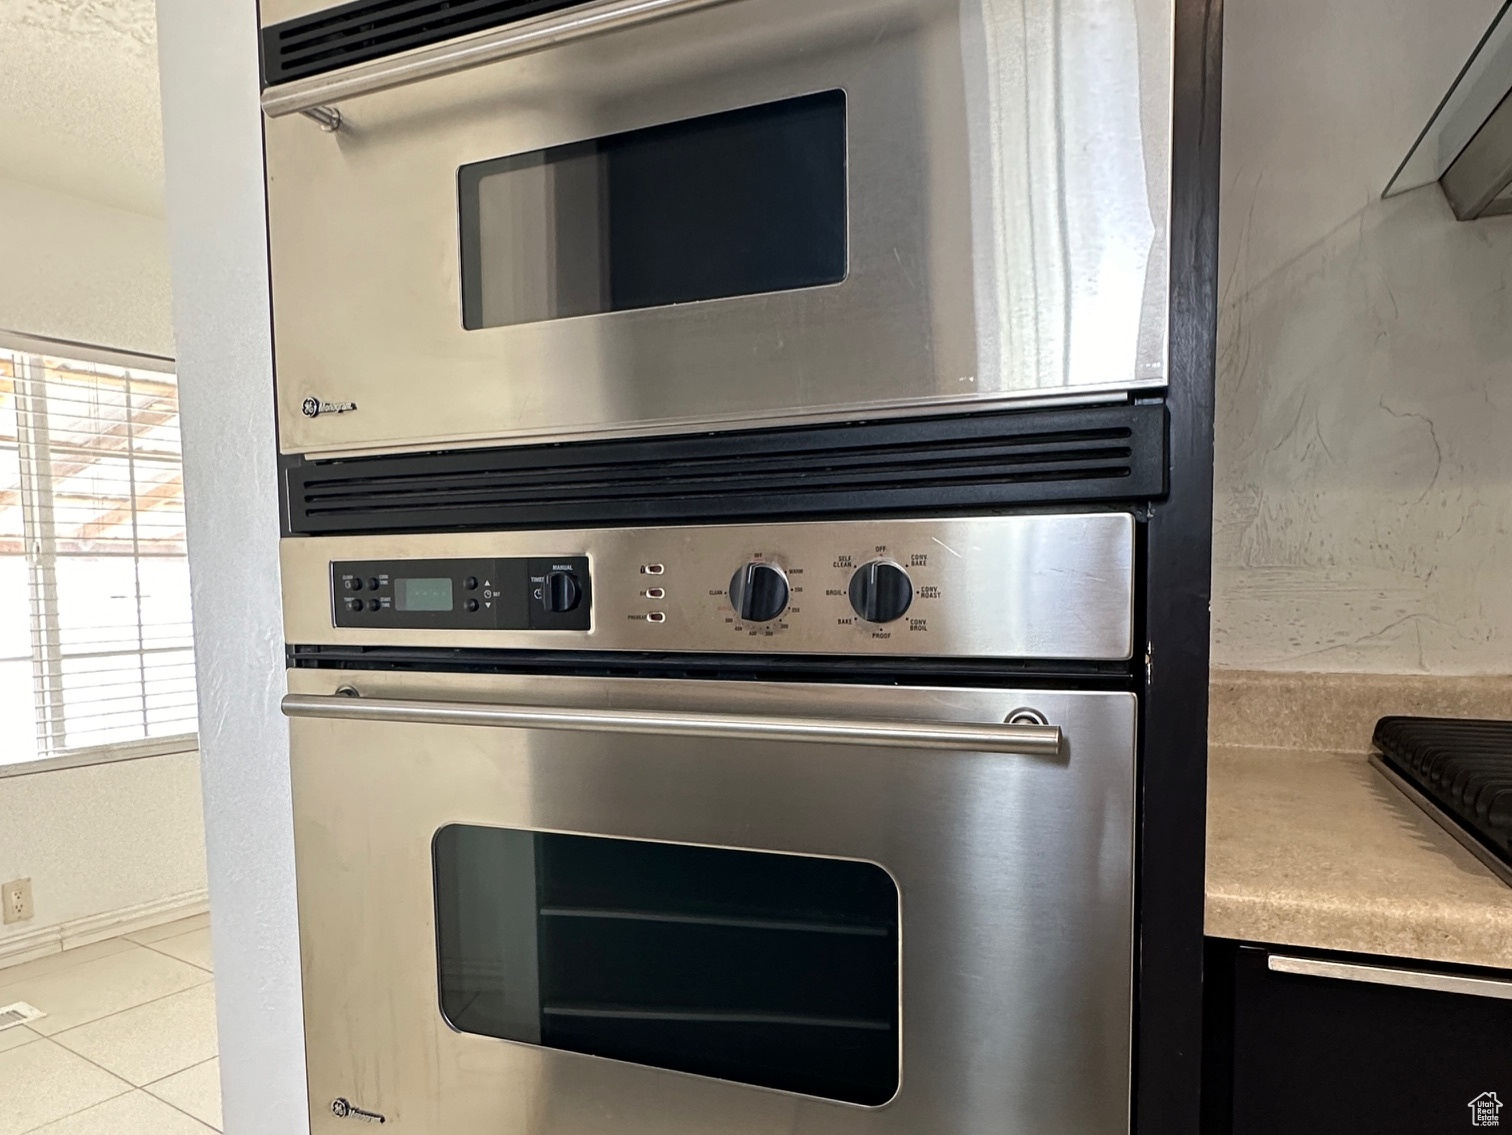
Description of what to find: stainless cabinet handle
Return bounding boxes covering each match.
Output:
[281,692,1063,757]
[262,0,739,119]
[1268,955,1512,1001]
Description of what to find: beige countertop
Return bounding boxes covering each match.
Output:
[1205,743,1512,969]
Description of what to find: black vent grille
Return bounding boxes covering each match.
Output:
[262,0,589,86]
[283,405,1166,535]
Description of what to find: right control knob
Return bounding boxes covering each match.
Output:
[848,560,914,623]
[544,570,582,613]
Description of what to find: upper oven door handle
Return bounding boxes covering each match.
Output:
[261,0,740,120]
[280,692,1064,757]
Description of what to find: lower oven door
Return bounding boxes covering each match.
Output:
[284,668,1135,1134]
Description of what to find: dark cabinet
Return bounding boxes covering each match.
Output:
[1207,942,1512,1134]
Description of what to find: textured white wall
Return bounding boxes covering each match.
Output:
[0,174,174,357]
[156,1,307,1132]
[0,0,200,969]
[0,754,207,952]
[1213,0,1512,675]
[0,0,165,217]
[0,0,171,355]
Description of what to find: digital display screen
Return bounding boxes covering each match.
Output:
[395,577,454,612]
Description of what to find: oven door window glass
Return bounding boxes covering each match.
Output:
[433,824,898,1105]
[458,90,847,329]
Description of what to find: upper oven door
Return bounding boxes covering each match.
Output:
[284,667,1135,1134]
[262,0,1174,457]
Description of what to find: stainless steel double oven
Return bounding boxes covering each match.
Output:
[281,516,1138,1133]
[260,0,1217,1130]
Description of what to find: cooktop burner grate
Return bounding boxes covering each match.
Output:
[1371,716,1512,887]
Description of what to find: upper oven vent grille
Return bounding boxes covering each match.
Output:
[281,405,1166,535]
[262,0,590,86]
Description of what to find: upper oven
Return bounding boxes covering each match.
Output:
[259,0,1175,457]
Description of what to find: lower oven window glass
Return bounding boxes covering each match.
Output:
[458,90,847,329]
[433,824,898,1105]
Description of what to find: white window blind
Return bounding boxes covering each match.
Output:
[0,345,197,769]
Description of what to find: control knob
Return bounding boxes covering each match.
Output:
[848,560,913,623]
[729,562,789,623]
[544,571,582,613]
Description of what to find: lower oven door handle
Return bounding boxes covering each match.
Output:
[280,693,1063,757]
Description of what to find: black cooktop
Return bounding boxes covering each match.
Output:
[1372,716,1512,887]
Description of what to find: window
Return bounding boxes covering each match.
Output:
[434,825,900,1105]
[459,90,848,329]
[0,344,197,769]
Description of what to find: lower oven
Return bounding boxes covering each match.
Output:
[279,514,1138,1133]
[284,669,1134,1133]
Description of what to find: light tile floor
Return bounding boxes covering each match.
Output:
[0,916,222,1134]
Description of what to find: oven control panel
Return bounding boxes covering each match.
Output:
[287,515,1135,660]
[332,557,591,631]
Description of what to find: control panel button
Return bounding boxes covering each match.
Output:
[545,571,582,613]
[729,562,789,623]
[333,555,590,632]
[849,560,913,623]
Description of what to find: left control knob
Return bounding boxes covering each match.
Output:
[728,562,790,623]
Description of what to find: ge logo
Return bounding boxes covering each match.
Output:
[331,1099,351,1118]
[301,396,321,418]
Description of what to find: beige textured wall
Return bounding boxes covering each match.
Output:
[1212,0,1512,675]
[0,753,208,956]
[0,0,172,355]
[0,0,201,964]
[0,173,174,357]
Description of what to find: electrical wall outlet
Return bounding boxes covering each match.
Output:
[2,879,33,925]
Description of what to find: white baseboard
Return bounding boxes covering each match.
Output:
[0,889,210,970]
